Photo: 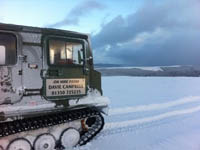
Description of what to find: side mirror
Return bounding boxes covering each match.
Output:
[88,56,93,65]
[0,45,6,65]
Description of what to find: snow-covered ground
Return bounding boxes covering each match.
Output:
[78,76,200,150]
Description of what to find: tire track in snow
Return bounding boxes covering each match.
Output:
[104,104,200,130]
[109,96,200,116]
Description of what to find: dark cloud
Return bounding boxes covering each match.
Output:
[48,0,105,27]
[108,30,200,66]
[92,0,200,66]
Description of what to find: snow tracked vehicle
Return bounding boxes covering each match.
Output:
[0,23,109,150]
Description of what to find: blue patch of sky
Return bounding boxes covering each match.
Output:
[0,0,80,27]
[0,0,144,34]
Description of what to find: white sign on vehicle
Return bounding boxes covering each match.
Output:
[46,78,86,97]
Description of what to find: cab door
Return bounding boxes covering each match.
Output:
[43,36,87,101]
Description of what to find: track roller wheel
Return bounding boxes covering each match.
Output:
[7,138,32,150]
[33,133,56,150]
[60,128,80,148]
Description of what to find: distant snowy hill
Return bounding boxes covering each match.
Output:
[96,65,200,77]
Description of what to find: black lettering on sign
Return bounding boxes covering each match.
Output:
[69,80,79,83]
[60,80,68,84]
[52,90,83,96]
[47,79,85,96]
[62,84,84,89]
[52,90,65,96]
[49,85,61,89]
[53,80,59,84]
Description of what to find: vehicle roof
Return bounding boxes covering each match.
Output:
[0,22,89,40]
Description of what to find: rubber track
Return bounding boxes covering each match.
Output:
[0,107,104,148]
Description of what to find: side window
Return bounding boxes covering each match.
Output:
[0,46,6,65]
[49,39,84,65]
[0,33,17,65]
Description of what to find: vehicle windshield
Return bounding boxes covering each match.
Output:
[49,39,84,65]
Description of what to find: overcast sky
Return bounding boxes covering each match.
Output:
[1,0,200,66]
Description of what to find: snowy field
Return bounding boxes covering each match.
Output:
[78,76,200,150]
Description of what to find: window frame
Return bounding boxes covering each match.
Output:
[0,32,17,66]
[47,37,85,67]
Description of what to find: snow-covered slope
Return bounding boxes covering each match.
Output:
[96,65,200,76]
[77,76,200,150]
